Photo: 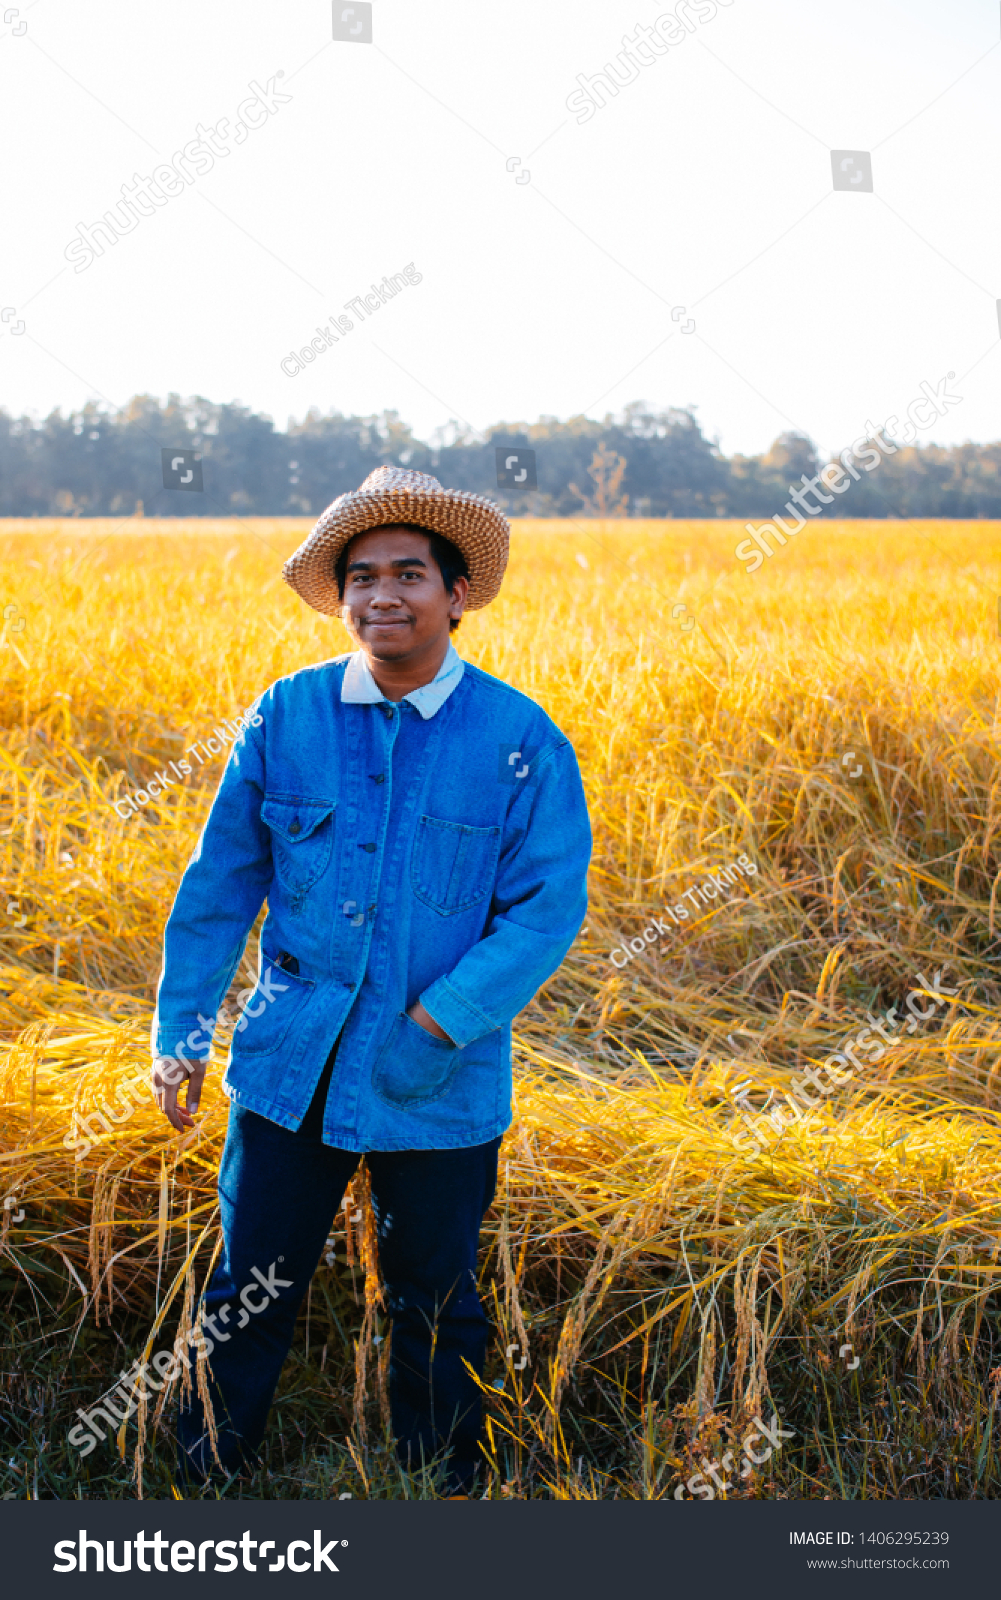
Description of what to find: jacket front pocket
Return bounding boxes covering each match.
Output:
[230,949,315,1058]
[261,793,336,897]
[372,1011,463,1108]
[411,814,501,916]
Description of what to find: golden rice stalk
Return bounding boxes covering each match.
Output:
[351,1162,386,1450]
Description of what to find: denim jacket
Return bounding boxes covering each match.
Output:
[151,649,591,1151]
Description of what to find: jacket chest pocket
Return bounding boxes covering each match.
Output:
[261,794,336,896]
[411,814,501,916]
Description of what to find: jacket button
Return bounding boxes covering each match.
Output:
[289,820,301,835]
[361,842,376,853]
[370,773,385,784]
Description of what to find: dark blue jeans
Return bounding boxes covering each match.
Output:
[177,1045,501,1493]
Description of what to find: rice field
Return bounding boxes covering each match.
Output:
[2,515,1001,1500]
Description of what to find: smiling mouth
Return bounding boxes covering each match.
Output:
[364,617,411,628]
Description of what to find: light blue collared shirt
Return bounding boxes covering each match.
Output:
[340,639,465,720]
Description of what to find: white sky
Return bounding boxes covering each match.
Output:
[1,0,999,459]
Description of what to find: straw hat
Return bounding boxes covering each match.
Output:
[282,466,510,614]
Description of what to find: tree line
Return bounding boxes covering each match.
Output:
[1,393,999,519]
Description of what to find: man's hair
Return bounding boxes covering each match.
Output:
[335,524,470,632]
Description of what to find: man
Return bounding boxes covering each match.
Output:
[151,465,591,1495]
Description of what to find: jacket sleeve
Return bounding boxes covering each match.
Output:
[418,738,591,1047]
[150,715,273,1064]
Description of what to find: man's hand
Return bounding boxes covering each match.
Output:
[152,1055,206,1131]
[406,1000,454,1044]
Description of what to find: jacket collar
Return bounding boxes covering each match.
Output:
[340,640,464,720]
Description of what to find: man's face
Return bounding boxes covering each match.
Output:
[339,525,468,660]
